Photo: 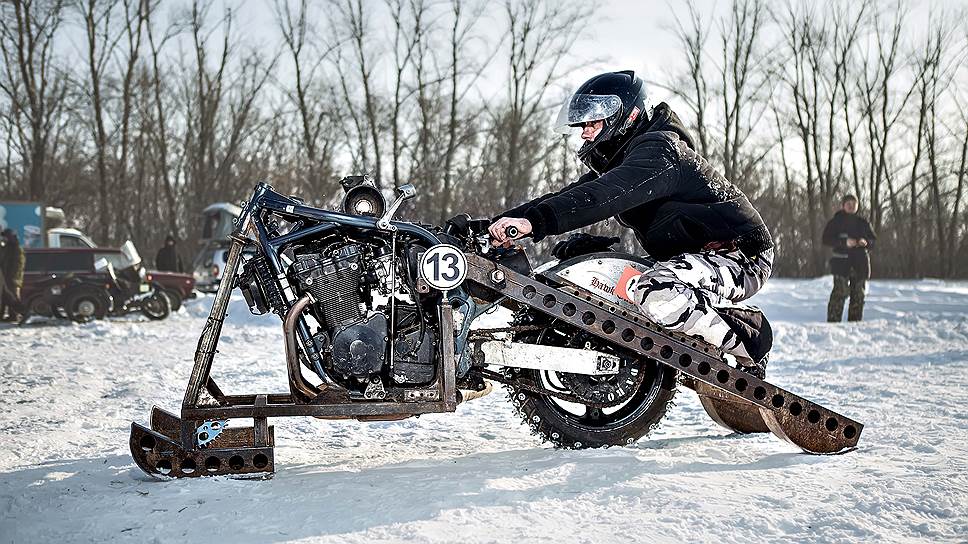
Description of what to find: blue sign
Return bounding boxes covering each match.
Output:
[0,202,45,248]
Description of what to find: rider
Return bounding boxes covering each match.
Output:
[489,70,774,376]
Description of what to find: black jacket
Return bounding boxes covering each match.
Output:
[502,103,773,261]
[822,211,875,278]
[155,245,184,273]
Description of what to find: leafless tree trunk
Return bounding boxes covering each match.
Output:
[0,0,68,201]
[273,0,339,197]
[500,0,589,207]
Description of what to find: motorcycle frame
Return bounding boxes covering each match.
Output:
[178,183,460,436]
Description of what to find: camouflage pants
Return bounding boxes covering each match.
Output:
[827,274,866,322]
[627,248,774,362]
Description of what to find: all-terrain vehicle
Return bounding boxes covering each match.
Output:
[22,242,172,322]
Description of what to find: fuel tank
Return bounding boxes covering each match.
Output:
[537,251,655,312]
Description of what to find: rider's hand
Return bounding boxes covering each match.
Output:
[846,238,858,248]
[858,238,868,247]
[489,217,532,246]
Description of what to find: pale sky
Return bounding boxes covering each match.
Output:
[225,0,965,123]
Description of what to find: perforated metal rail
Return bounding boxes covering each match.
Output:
[465,253,863,454]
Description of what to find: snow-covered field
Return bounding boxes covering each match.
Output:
[1,278,966,543]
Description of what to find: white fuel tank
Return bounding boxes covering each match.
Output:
[538,252,656,312]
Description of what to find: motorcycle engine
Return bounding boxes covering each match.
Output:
[291,245,364,329]
[289,241,437,388]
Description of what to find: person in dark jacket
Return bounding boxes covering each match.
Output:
[489,71,774,375]
[822,195,876,322]
[0,228,25,321]
[155,234,184,273]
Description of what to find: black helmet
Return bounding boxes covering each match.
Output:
[555,70,651,174]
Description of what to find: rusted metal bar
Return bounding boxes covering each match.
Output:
[130,407,275,478]
[686,379,770,434]
[182,239,245,409]
[180,400,455,420]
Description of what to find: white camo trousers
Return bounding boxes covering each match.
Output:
[628,248,774,362]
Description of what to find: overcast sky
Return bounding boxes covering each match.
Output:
[223,0,965,123]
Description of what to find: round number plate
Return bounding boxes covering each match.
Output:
[419,244,468,291]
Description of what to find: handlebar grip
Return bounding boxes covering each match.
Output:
[505,225,519,239]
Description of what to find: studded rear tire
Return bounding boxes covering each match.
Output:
[507,314,678,449]
[509,361,677,449]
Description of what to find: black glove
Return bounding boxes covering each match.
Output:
[443,213,472,236]
[552,233,621,260]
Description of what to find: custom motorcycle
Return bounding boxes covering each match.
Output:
[130,177,863,478]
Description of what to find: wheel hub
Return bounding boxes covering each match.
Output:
[559,359,644,407]
[77,300,96,317]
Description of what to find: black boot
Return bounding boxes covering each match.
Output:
[736,353,768,379]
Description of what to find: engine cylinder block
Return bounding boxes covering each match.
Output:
[292,245,363,328]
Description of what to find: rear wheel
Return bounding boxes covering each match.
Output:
[141,292,171,320]
[508,315,677,449]
[25,295,54,318]
[65,289,109,323]
[161,289,183,312]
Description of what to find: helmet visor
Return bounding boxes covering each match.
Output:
[554,94,622,134]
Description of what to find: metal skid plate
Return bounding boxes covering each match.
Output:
[465,253,863,454]
[129,407,275,478]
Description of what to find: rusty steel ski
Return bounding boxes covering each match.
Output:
[130,182,862,479]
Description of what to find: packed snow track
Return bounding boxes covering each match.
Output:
[1,278,966,543]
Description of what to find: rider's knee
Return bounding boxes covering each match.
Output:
[631,275,698,328]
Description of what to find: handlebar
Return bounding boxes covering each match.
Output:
[504,225,519,239]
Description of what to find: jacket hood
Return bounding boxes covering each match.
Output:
[641,102,696,150]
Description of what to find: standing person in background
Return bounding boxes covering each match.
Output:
[822,195,876,322]
[155,234,184,273]
[0,228,25,321]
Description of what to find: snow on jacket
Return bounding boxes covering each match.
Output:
[822,210,876,278]
[502,102,773,261]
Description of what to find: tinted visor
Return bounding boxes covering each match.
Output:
[554,94,622,134]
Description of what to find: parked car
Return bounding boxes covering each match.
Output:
[22,242,182,322]
[192,202,241,292]
[145,270,196,311]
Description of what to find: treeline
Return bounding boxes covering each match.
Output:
[1,0,966,278]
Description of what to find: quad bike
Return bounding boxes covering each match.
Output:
[21,242,169,323]
[130,178,863,478]
[22,273,113,323]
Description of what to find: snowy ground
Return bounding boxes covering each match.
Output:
[1,278,966,543]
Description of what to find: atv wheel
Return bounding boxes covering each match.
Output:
[25,295,54,318]
[65,289,109,323]
[509,318,677,449]
[141,292,171,320]
[161,289,183,312]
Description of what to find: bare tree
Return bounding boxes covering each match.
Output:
[668,1,712,157]
[272,0,339,197]
[0,0,69,201]
[332,0,385,187]
[498,0,589,208]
